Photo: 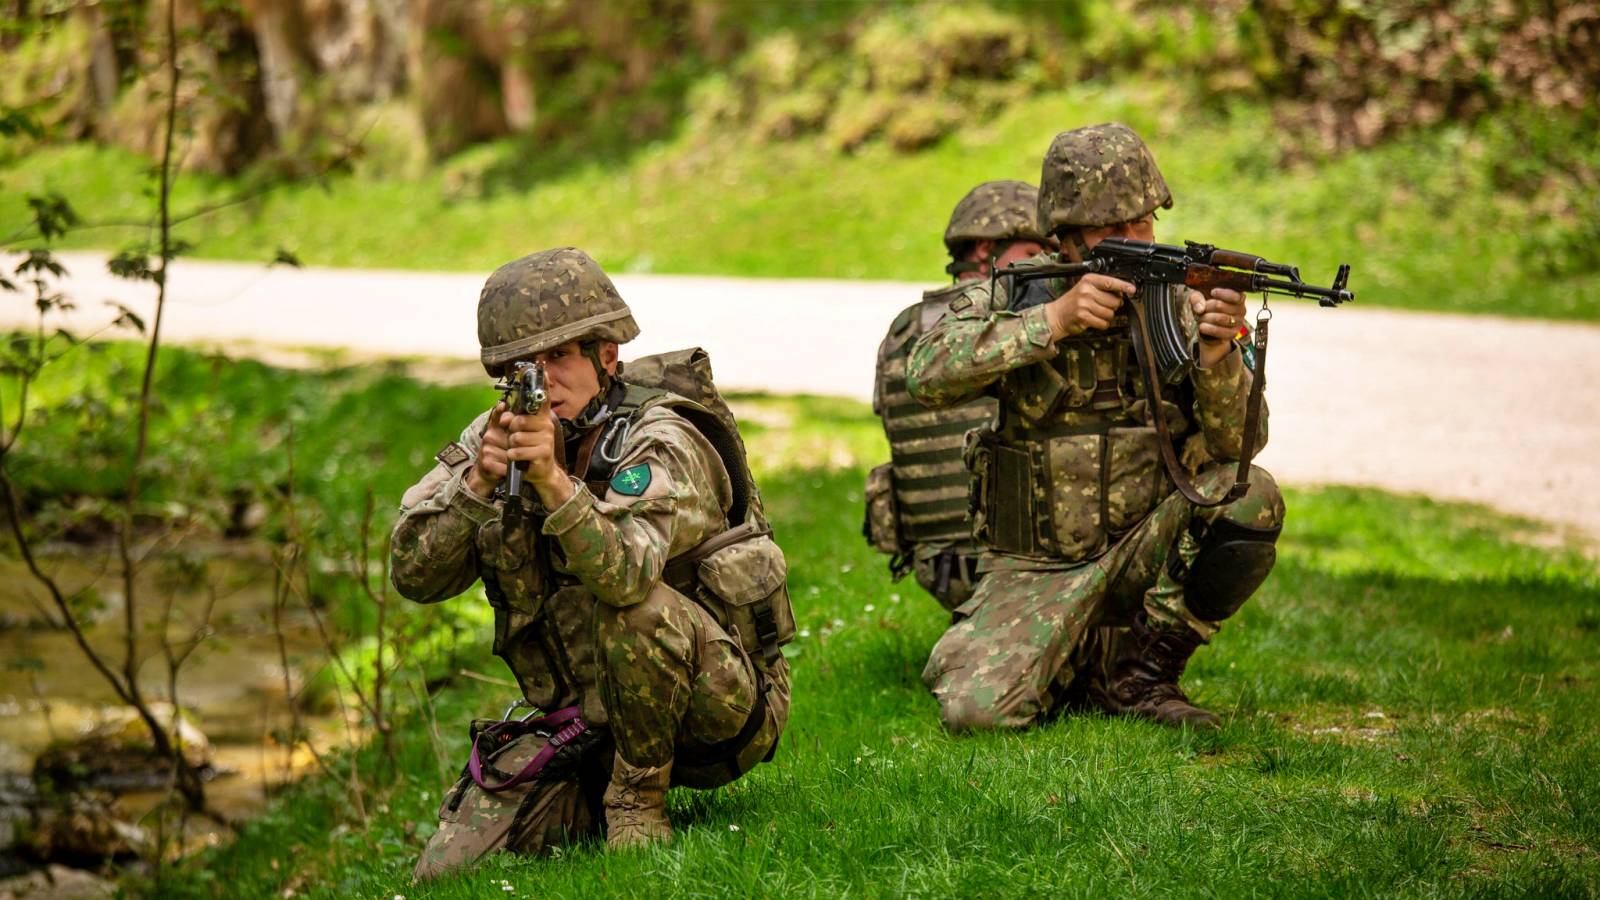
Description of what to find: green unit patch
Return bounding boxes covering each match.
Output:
[610,463,652,496]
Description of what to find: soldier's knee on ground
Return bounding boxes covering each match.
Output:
[1185,467,1284,621]
[939,699,1002,734]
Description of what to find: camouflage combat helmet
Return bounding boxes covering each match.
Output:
[477,247,640,375]
[943,180,1048,252]
[1038,123,1173,234]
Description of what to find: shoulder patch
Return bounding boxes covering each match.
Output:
[435,441,470,468]
[609,463,652,497]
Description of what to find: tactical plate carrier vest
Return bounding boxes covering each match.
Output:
[967,280,1195,564]
[866,284,997,574]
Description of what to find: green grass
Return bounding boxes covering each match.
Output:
[3,83,1597,321]
[29,346,1579,897]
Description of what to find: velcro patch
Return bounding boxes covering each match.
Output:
[609,463,652,497]
[435,441,470,468]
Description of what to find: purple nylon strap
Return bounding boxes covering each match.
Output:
[467,706,587,793]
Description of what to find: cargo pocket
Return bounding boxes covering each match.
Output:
[697,534,795,663]
[862,463,904,555]
[1105,426,1164,533]
[1045,433,1107,560]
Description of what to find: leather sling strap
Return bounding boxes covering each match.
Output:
[1126,294,1268,508]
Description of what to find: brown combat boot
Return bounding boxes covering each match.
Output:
[603,753,673,849]
[1101,612,1221,729]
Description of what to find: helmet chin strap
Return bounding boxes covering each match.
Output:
[1067,230,1092,262]
[566,346,624,431]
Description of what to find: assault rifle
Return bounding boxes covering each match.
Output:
[993,237,1354,507]
[999,237,1352,384]
[493,360,548,523]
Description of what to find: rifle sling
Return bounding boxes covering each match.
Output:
[1126,297,1263,509]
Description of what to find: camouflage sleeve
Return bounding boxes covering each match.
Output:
[904,283,1056,408]
[389,412,494,604]
[541,407,731,609]
[1191,343,1268,461]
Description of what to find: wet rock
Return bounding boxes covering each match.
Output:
[25,793,148,867]
[0,863,116,899]
[33,707,215,795]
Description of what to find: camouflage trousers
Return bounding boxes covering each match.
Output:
[414,583,790,880]
[924,465,1284,733]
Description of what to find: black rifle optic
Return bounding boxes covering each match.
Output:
[993,237,1353,507]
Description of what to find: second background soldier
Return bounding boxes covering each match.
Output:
[866,182,1052,613]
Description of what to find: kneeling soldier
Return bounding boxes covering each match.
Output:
[907,124,1285,732]
[392,248,792,879]
[867,180,1050,613]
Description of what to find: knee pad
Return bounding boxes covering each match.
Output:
[1176,518,1281,622]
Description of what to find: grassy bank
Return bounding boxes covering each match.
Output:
[2,84,1597,322]
[19,346,1580,897]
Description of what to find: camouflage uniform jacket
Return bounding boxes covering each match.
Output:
[390,400,734,727]
[904,270,1268,570]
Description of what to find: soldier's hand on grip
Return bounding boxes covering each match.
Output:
[466,401,512,498]
[1190,287,1247,369]
[1191,287,1247,345]
[505,393,572,509]
[1045,273,1137,341]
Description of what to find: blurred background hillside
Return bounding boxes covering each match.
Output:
[3,0,1598,317]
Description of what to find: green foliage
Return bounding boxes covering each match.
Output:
[124,371,1598,897]
[5,83,1596,320]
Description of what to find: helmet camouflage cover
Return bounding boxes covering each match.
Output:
[943,180,1049,252]
[477,247,640,375]
[1038,122,1173,233]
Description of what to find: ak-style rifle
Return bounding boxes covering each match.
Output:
[993,237,1353,507]
[493,360,548,524]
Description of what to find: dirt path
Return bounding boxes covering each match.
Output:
[10,252,1600,548]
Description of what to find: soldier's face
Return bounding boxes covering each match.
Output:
[994,240,1047,269]
[532,340,619,418]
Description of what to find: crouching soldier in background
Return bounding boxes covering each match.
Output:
[907,124,1285,733]
[865,181,1052,613]
[390,248,793,879]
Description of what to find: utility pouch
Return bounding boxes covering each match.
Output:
[668,525,796,664]
[1001,361,1070,423]
[698,533,795,664]
[966,428,1045,556]
[862,462,904,556]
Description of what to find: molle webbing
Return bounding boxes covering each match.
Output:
[879,351,993,545]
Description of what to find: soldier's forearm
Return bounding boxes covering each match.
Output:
[542,484,668,608]
[907,308,1055,407]
[1190,349,1265,460]
[390,470,500,603]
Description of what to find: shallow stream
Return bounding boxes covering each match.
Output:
[1,541,356,850]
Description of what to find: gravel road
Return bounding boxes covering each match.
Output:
[10,252,1600,547]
